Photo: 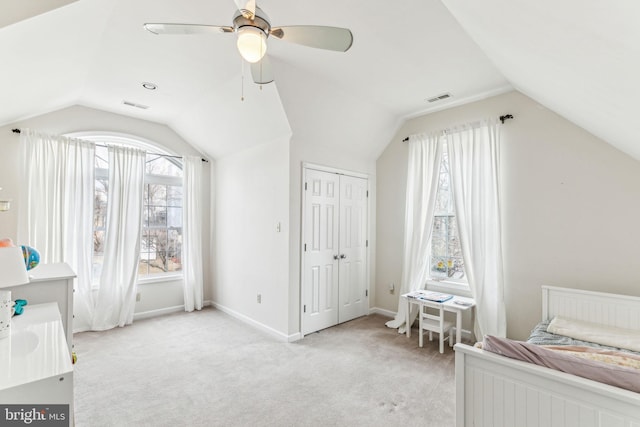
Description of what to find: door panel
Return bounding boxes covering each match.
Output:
[338,175,368,323]
[303,169,340,334]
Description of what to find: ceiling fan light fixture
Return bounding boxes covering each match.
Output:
[236,26,267,63]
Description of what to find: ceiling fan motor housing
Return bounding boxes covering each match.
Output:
[233,6,270,38]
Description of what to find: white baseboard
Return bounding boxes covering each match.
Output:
[211,301,301,343]
[134,300,213,322]
[134,304,185,321]
[369,307,396,318]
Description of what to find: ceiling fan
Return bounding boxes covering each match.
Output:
[144,0,353,85]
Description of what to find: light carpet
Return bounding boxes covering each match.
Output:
[73,309,456,427]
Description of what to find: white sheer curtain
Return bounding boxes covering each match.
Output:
[18,128,96,332]
[447,119,506,338]
[182,155,204,311]
[92,145,146,330]
[386,133,443,332]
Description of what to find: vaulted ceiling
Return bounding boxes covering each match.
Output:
[2,1,638,161]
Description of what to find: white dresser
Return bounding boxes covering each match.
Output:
[0,303,74,425]
[5,263,75,355]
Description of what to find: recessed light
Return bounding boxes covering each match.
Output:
[142,82,157,90]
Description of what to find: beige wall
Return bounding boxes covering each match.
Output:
[0,105,212,316]
[376,90,640,339]
[214,137,291,337]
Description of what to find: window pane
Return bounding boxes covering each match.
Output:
[167,207,182,228]
[431,257,447,278]
[149,207,167,227]
[142,205,150,228]
[148,184,167,206]
[167,186,182,207]
[167,228,182,253]
[449,257,465,280]
[146,154,182,177]
[448,217,458,237]
[167,251,182,272]
[448,237,462,257]
[149,252,167,273]
[138,259,149,275]
[432,236,446,257]
[93,230,106,254]
[149,228,167,247]
[94,178,108,229]
[432,217,446,235]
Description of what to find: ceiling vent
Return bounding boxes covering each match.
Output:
[122,100,149,110]
[426,93,452,103]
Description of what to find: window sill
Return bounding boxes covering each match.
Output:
[89,273,183,290]
[425,279,472,298]
[137,274,183,285]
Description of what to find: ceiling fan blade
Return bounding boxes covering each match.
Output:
[270,26,353,52]
[144,23,234,35]
[234,0,256,19]
[250,56,274,84]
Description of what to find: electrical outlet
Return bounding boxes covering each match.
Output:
[257,293,262,304]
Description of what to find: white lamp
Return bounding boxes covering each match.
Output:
[0,247,29,339]
[236,26,267,63]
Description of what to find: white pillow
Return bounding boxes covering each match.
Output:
[547,316,640,353]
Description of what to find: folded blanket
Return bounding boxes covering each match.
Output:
[547,316,640,353]
[543,345,640,370]
[483,335,640,393]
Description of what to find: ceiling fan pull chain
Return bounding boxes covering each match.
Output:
[241,59,245,101]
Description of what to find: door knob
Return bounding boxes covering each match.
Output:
[340,254,346,259]
[333,255,339,260]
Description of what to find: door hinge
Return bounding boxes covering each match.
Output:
[304,243,307,252]
[366,239,368,247]
[303,305,306,313]
[365,290,368,297]
[305,182,308,190]
[366,190,369,197]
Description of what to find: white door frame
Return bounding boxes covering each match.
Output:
[300,162,370,337]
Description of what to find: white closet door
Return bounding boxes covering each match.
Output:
[302,169,340,334]
[302,167,369,335]
[337,175,368,323]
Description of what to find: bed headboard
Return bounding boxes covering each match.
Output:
[542,286,640,331]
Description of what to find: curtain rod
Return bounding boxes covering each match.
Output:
[401,114,514,142]
[11,128,208,162]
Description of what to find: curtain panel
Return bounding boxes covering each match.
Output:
[386,133,443,332]
[18,128,96,332]
[182,155,204,312]
[92,145,146,330]
[447,119,506,338]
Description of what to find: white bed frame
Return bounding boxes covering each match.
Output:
[455,286,640,427]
